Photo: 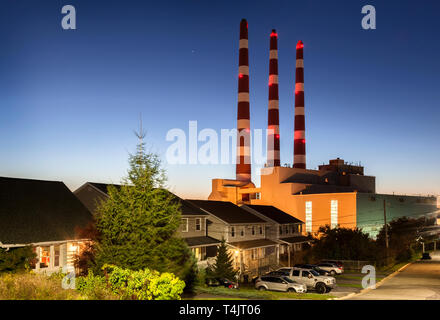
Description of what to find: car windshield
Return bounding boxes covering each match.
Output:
[282,277,295,283]
[310,270,319,276]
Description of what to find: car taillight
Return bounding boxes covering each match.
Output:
[229,284,233,289]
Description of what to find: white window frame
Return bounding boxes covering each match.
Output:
[240,226,245,237]
[195,218,201,231]
[182,218,188,232]
[305,201,312,233]
[251,226,255,236]
[331,200,338,229]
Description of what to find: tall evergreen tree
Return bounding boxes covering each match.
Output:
[93,134,196,288]
[208,239,237,280]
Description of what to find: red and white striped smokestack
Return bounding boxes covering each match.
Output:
[236,19,251,182]
[293,40,306,169]
[267,29,280,167]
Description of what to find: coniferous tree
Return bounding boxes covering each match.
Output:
[93,134,196,289]
[208,239,237,280]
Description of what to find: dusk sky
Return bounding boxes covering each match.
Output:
[1,0,439,199]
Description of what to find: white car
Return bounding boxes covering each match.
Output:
[317,263,344,275]
[255,275,307,293]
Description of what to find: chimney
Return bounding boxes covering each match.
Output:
[267,29,280,167]
[293,40,306,169]
[236,19,251,182]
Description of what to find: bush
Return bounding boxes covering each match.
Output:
[76,265,185,300]
[0,247,36,273]
[76,270,116,300]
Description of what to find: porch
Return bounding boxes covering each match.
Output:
[228,239,280,281]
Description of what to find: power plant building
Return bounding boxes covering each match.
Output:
[208,20,439,238]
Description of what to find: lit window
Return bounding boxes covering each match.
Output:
[331,200,338,229]
[231,226,235,237]
[39,246,50,268]
[305,201,312,233]
[195,218,201,231]
[182,218,188,232]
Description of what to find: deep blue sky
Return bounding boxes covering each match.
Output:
[0,0,439,198]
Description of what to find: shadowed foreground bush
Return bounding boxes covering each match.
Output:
[0,272,82,300]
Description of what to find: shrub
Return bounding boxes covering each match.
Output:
[102,265,185,300]
[0,247,36,273]
[76,270,116,300]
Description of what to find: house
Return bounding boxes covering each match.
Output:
[0,177,93,274]
[74,182,220,267]
[74,182,121,215]
[241,204,309,266]
[186,200,280,280]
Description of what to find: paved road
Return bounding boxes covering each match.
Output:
[351,251,440,300]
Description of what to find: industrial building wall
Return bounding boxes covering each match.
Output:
[292,193,357,234]
[356,193,438,238]
[253,191,357,234]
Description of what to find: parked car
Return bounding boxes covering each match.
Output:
[276,267,336,294]
[206,278,239,289]
[317,262,344,275]
[251,270,287,284]
[255,276,307,293]
[321,260,344,269]
[294,264,330,276]
[421,252,432,260]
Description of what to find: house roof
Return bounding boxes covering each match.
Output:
[242,205,304,224]
[184,236,221,248]
[87,182,121,195]
[0,177,93,245]
[278,236,311,244]
[186,200,266,224]
[76,182,208,216]
[228,239,278,250]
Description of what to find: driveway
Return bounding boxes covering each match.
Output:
[350,251,440,300]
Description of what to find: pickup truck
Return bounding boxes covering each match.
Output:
[275,267,336,294]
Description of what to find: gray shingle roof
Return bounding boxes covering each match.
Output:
[228,239,278,250]
[184,236,220,247]
[186,200,266,224]
[75,182,208,216]
[0,177,93,245]
[243,205,304,224]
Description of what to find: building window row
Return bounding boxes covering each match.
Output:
[181,218,204,232]
[230,225,264,238]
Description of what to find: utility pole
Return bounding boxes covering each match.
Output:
[383,200,389,256]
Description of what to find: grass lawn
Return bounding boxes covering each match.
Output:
[193,286,334,300]
[337,275,385,281]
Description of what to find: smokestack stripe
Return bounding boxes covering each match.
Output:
[293,40,306,169]
[236,19,251,182]
[267,29,280,167]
